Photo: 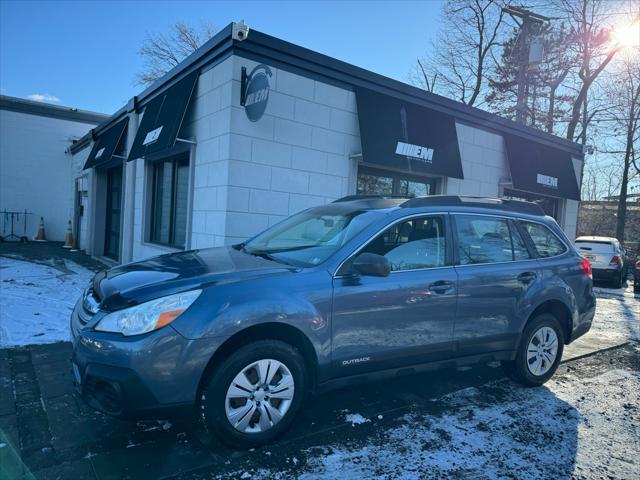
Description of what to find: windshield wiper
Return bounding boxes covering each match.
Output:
[240,247,293,266]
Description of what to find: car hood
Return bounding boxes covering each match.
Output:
[93,246,297,311]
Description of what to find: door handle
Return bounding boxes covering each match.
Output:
[517,272,537,284]
[428,280,455,294]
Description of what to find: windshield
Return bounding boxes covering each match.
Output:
[241,205,386,267]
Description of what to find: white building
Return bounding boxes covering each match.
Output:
[0,96,107,241]
[69,22,585,264]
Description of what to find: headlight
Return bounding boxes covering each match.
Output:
[95,290,202,336]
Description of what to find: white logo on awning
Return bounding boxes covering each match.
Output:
[537,173,558,188]
[95,147,105,159]
[396,141,434,163]
[143,126,163,146]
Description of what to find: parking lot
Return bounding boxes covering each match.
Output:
[1,249,639,479]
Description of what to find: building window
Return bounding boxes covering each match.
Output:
[503,188,559,220]
[150,155,189,248]
[357,166,436,197]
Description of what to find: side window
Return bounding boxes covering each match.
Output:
[362,216,446,271]
[521,221,567,258]
[510,222,531,260]
[455,215,513,264]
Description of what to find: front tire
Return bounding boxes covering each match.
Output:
[504,313,564,386]
[200,340,307,448]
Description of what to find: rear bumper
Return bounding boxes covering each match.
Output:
[566,318,592,343]
[567,293,596,344]
[592,267,622,280]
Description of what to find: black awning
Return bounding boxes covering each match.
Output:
[128,71,199,160]
[83,118,128,170]
[504,134,581,201]
[355,88,464,179]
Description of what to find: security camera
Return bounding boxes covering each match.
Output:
[233,20,249,41]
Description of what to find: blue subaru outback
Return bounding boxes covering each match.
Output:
[71,196,596,447]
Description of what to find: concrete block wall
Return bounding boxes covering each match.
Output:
[217,56,360,246]
[186,57,234,250]
[446,123,509,197]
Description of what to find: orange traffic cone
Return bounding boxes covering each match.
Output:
[63,220,74,249]
[34,217,46,242]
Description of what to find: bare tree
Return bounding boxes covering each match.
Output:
[582,159,626,200]
[135,21,215,86]
[602,53,640,242]
[553,0,630,142]
[413,0,506,106]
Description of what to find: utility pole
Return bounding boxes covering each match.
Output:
[503,6,550,125]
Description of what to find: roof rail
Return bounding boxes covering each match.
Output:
[400,195,546,216]
[333,194,410,203]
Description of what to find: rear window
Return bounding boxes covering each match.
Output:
[575,240,616,252]
[454,215,531,265]
[521,222,567,258]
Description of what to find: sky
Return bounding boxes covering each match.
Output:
[0,0,443,115]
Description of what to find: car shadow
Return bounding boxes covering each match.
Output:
[2,344,580,480]
[195,363,580,479]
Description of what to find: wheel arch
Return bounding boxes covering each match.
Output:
[197,322,319,397]
[526,299,573,344]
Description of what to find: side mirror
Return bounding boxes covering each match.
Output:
[352,252,391,277]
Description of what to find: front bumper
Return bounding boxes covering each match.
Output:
[70,298,226,418]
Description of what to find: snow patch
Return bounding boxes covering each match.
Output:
[0,257,94,347]
[288,370,640,479]
[344,413,370,426]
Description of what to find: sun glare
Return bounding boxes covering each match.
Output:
[613,22,640,48]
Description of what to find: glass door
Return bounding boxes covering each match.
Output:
[104,166,123,260]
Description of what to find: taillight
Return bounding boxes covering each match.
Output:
[609,255,621,265]
[579,257,592,279]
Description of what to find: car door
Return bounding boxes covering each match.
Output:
[331,214,458,376]
[452,214,538,356]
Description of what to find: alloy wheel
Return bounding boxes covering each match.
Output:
[526,326,559,376]
[225,359,295,434]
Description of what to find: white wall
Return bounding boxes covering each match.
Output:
[181,56,360,250]
[123,57,582,261]
[222,57,360,245]
[0,109,98,240]
[446,123,509,197]
[69,146,92,250]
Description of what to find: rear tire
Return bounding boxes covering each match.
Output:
[199,340,307,448]
[503,313,564,386]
